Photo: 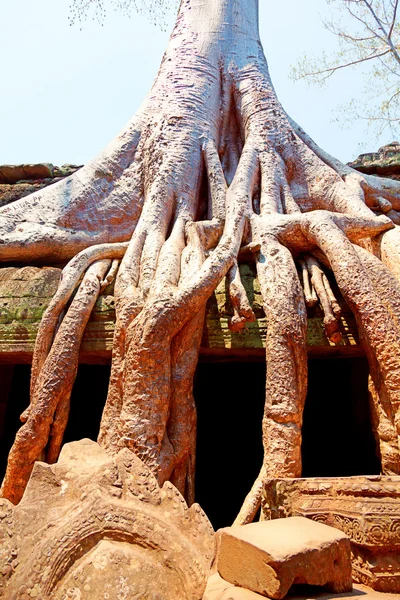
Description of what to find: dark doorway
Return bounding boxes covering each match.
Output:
[0,364,30,482]
[301,357,380,477]
[0,364,110,483]
[194,361,266,530]
[63,364,111,444]
[0,357,381,520]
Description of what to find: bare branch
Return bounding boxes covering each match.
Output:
[292,0,400,137]
[389,0,399,38]
[361,0,400,65]
[294,49,391,82]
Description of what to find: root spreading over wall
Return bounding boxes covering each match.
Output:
[2,0,400,522]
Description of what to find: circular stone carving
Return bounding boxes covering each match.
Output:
[1,440,215,600]
[55,540,184,599]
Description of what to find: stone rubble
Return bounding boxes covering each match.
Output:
[215,517,353,599]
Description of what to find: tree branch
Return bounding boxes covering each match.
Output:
[297,49,391,81]
[389,0,399,38]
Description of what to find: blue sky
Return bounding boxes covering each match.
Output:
[0,0,393,166]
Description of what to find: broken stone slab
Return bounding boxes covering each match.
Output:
[261,477,400,594]
[216,517,353,599]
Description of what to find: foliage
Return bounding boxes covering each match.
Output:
[69,0,176,28]
[291,0,400,139]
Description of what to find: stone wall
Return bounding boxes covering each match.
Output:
[0,264,361,364]
[348,142,400,179]
[0,163,81,208]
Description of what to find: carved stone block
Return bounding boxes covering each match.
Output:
[262,476,400,593]
[0,439,215,599]
[216,517,352,598]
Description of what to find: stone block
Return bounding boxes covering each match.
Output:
[0,163,54,184]
[203,573,389,600]
[216,517,352,599]
[262,477,400,593]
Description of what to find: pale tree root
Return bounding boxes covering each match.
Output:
[168,309,206,505]
[234,231,308,526]
[305,216,400,472]
[0,120,142,264]
[290,115,400,279]
[97,143,225,462]
[380,227,400,283]
[352,245,400,473]
[163,222,210,503]
[97,142,257,500]
[257,235,308,480]
[95,225,149,457]
[227,260,256,332]
[298,258,318,308]
[22,243,128,422]
[289,116,400,217]
[0,258,113,504]
[300,255,342,344]
[95,139,227,460]
[235,210,397,525]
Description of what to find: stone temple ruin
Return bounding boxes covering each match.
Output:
[0,145,399,598]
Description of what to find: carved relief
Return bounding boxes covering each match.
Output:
[0,439,215,599]
[262,476,400,593]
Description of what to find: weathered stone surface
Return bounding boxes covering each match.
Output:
[0,164,54,184]
[349,142,400,179]
[0,439,215,599]
[204,574,266,599]
[262,477,400,593]
[203,573,390,600]
[0,264,361,363]
[216,517,352,599]
[0,183,47,208]
[0,164,82,208]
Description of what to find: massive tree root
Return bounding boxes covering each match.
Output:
[2,0,400,520]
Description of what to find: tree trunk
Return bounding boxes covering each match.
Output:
[2,0,400,520]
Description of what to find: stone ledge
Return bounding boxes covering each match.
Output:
[0,163,82,208]
[348,142,400,179]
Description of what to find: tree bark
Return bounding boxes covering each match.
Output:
[1,0,400,519]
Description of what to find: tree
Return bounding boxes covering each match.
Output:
[292,0,400,139]
[2,0,400,525]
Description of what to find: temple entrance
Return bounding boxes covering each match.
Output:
[194,361,266,530]
[194,355,381,529]
[0,365,30,482]
[0,364,111,482]
[301,356,381,477]
[0,356,381,520]
[63,364,111,444]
